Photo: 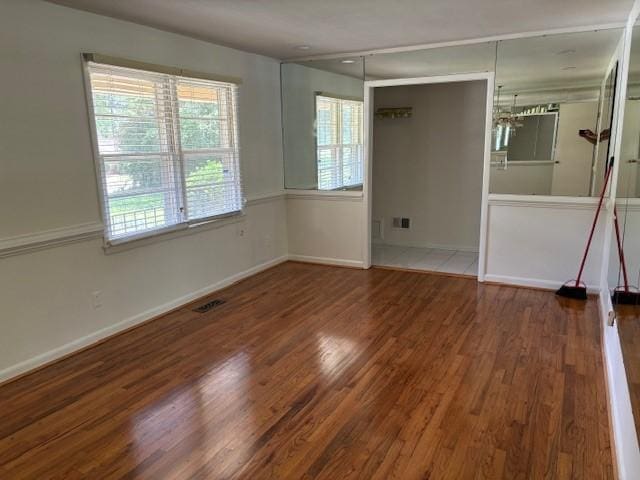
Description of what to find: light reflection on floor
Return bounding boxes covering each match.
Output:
[129,351,253,477]
[316,333,358,379]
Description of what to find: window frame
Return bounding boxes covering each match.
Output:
[314,92,364,191]
[81,55,244,246]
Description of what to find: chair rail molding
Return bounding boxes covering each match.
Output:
[488,194,600,210]
[285,189,364,202]
[0,222,104,259]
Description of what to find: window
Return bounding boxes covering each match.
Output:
[315,95,363,190]
[85,60,242,243]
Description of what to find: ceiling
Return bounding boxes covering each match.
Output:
[48,0,633,59]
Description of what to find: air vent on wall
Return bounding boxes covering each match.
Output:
[193,299,226,313]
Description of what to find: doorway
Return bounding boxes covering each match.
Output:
[363,73,494,280]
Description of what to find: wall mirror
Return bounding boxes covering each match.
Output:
[609,18,640,446]
[281,57,364,191]
[490,29,624,196]
[363,42,496,80]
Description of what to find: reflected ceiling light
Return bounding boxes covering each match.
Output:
[493,86,523,141]
[557,49,577,55]
[295,45,311,50]
[340,59,356,64]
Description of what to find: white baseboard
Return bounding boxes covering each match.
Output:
[483,273,600,293]
[0,255,289,384]
[598,290,640,479]
[373,240,479,253]
[287,254,365,268]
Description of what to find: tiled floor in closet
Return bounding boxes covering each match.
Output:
[372,244,478,276]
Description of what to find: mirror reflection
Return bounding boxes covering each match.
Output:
[490,29,622,196]
[282,58,364,190]
[363,42,496,80]
[610,19,640,447]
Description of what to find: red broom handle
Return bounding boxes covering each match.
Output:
[574,161,613,286]
[613,206,630,291]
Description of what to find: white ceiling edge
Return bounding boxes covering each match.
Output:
[287,22,627,63]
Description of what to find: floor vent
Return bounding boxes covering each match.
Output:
[193,299,226,313]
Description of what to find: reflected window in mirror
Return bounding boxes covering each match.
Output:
[281,58,364,191]
[315,94,364,190]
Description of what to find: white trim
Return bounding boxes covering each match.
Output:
[104,212,247,254]
[0,255,289,384]
[598,290,640,480]
[488,194,600,210]
[287,254,364,268]
[616,198,640,211]
[365,72,493,89]
[478,72,494,282]
[0,222,104,259]
[105,192,287,254]
[363,72,494,279]
[285,189,364,201]
[245,191,286,205]
[289,23,625,62]
[374,240,479,253]
[363,83,374,269]
[484,273,600,293]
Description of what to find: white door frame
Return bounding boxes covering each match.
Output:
[362,72,495,282]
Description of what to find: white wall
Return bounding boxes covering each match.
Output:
[371,81,486,251]
[489,162,553,195]
[485,196,605,289]
[0,0,287,380]
[552,102,599,195]
[281,63,363,189]
[286,193,364,267]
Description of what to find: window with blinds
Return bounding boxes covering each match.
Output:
[85,61,242,243]
[315,95,364,190]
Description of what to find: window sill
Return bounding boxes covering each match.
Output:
[103,210,245,255]
[285,189,364,202]
[285,189,363,197]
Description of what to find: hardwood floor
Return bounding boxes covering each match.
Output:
[0,262,613,479]
[616,304,640,447]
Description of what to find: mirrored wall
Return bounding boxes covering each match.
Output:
[609,17,640,446]
[281,58,364,190]
[491,29,622,196]
[281,28,624,195]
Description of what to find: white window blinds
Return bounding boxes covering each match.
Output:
[315,95,364,190]
[86,61,243,242]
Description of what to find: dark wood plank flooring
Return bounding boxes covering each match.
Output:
[617,304,640,448]
[0,262,614,479]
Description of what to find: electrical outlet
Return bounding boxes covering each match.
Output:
[392,217,410,229]
[236,223,247,238]
[92,291,102,309]
[607,310,616,327]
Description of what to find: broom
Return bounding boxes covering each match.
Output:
[556,157,614,300]
[611,204,640,305]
